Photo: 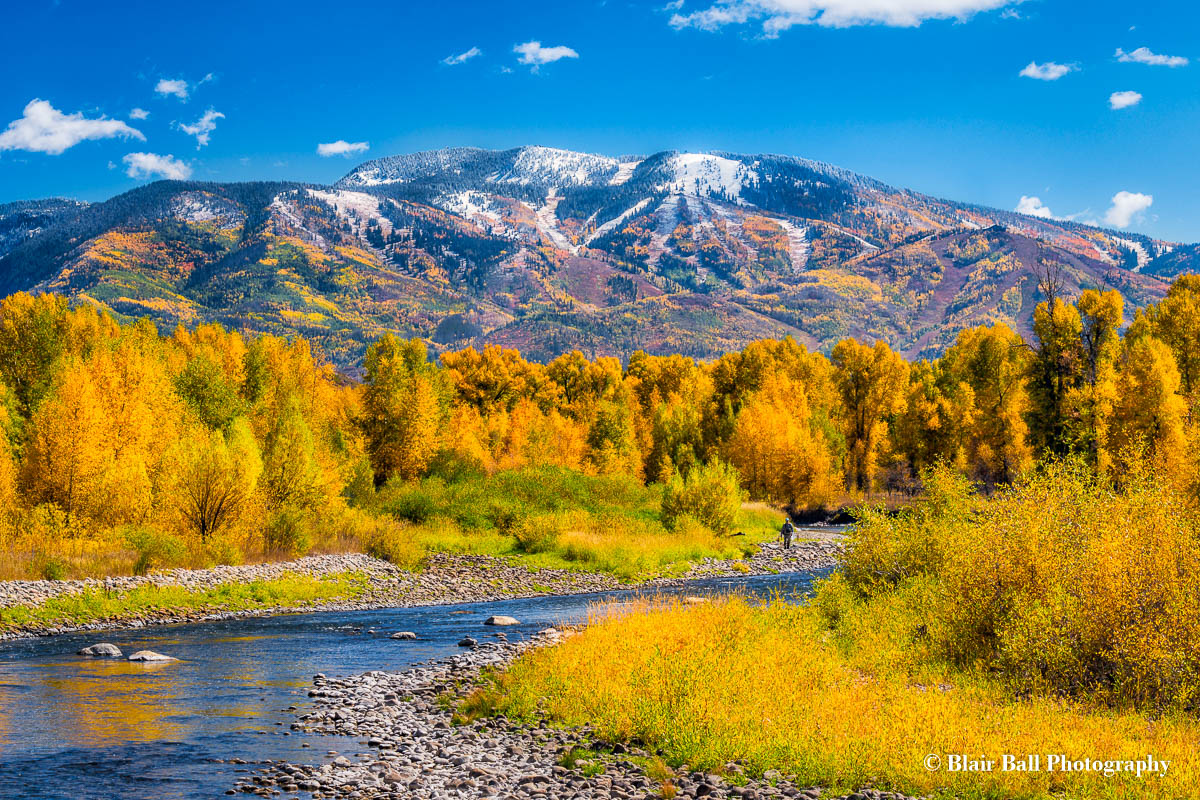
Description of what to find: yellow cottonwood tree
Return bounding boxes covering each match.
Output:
[168,419,263,543]
[938,323,1033,487]
[1110,336,1187,479]
[832,339,909,493]
[360,335,446,484]
[20,358,110,522]
[724,372,838,507]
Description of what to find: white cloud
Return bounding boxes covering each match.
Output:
[1103,191,1153,228]
[317,140,369,157]
[1115,46,1188,67]
[442,46,482,65]
[668,0,1018,32]
[129,107,150,120]
[1016,195,1054,219]
[1019,61,1075,80]
[179,108,224,147]
[0,99,144,155]
[1109,90,1142,109]
[665,0,686,8]
[155,78,190,100]
[123,152,192,180]
[514,41,579,69]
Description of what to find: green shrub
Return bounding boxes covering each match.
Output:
[263,509,313,557]
[512,514,563,554]
[425,448,486,483]
[385,486,438,524]
[39,557,68,581]
[361,516,423,569]
[124,525,186,576]
[661,459,744,536]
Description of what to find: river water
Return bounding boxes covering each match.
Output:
[0,568,830,800]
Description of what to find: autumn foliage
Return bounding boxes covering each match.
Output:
[4,273,1200,578]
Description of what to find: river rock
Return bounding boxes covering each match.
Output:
[457,637,477,648]
[484,615,520,626]
[128,650,178,662]
[390,631,417,640]
[78,642,122,657]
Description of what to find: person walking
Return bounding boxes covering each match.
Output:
[780,517,794,550]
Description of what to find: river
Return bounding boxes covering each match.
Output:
[0,568,830,800]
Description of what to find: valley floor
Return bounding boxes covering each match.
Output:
[0,533,841,640]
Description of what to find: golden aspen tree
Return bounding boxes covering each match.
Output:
[1127,275,1200,405]
[168,419,263,543]
[360,335,446,485]
[0,382,16,516]
[938,323,1033,487]
[261,395,323,511]
[831,339,909,494]
[891,360,975,481]
[0,292,71,417]
[1028,296,1084,456]
[20,358,110,523]
[1110,336,1188,479]
[585,396,641,477]
[1068,289,1123,472]
[645,397,705,482]
[441,345,546,414]
[724,372,838,506]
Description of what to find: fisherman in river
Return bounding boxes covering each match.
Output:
[780,517,795,550]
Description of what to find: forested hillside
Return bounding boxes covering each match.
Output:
[0,147,1193,371]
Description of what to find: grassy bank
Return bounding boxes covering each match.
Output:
[373,466,783,581]
[483,465,1200,799]
[0,571,370,633]
[490,595,1200,799]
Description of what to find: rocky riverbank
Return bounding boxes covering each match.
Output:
[234,628,917,800]
[0,528,842,641]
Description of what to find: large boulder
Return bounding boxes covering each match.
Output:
[484,615,520,626]
[128,650,178,662]
[390,631,417,640]
[78,643,122,657]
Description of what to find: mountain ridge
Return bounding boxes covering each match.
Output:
[0,146,1190,371]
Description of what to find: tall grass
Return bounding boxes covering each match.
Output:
[840,463,1200,711]
[493,595,1200,800]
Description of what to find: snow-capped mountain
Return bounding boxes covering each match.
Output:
[1,146,1192,370]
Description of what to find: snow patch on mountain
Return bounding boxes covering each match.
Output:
[667,154,755,203]
[610,160,641,185]
[437,191,503,226]
[586,198,653,244]
[773,216,810,271]
[497,146,619,187]
[307,189,395,236]
[1113,237,1151,271]
[170,192,243,229]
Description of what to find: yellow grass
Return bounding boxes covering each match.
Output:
[493,595,1200,800]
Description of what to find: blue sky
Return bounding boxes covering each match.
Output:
[1,0,1196,241]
